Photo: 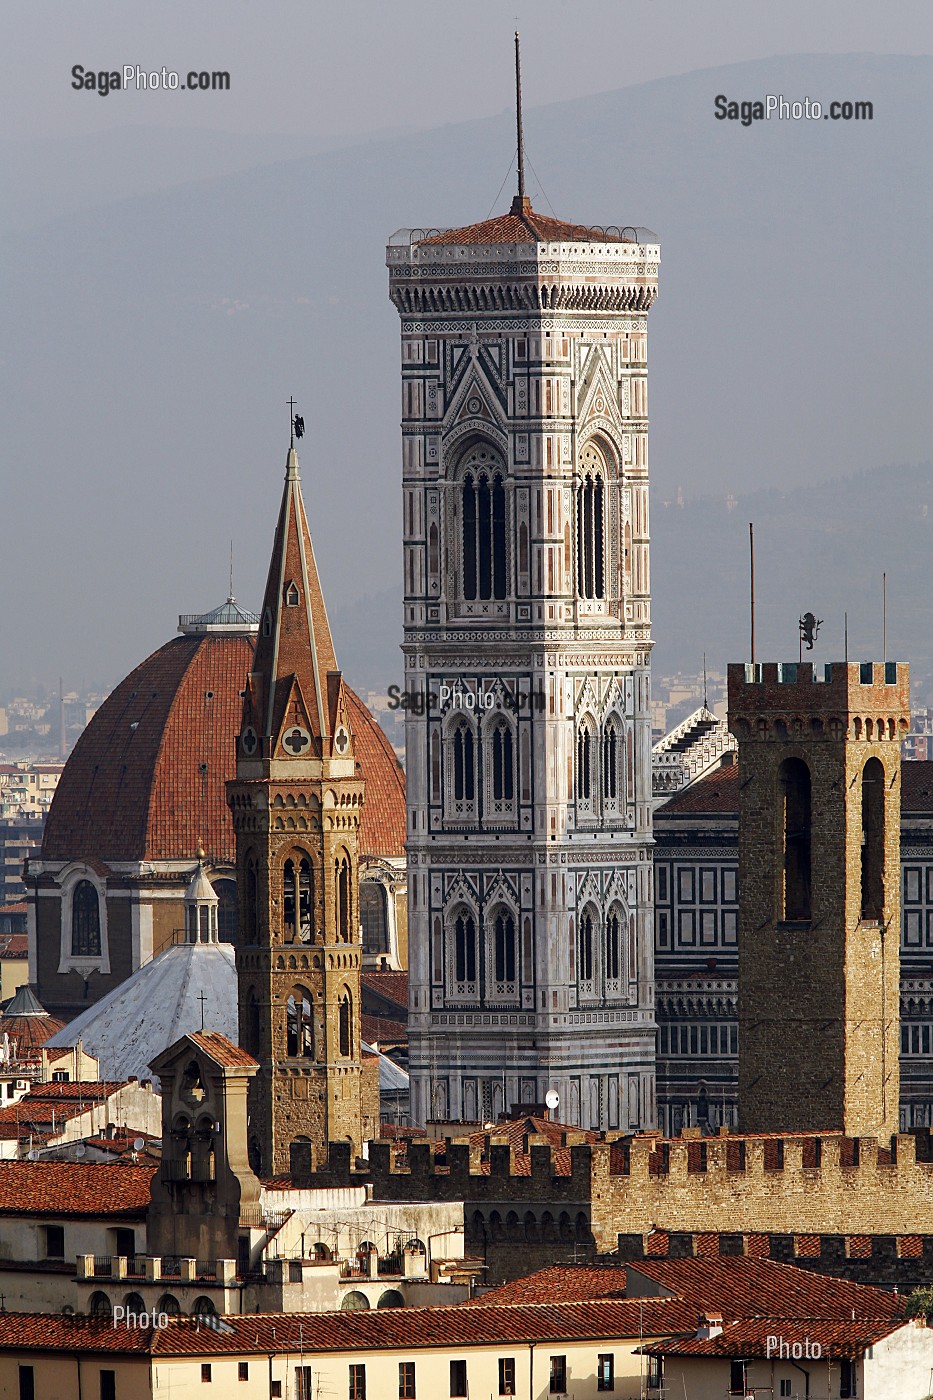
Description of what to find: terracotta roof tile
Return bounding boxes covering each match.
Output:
[466,1265,629,1306]
[642,1317,907,1360]
[419,208,640,248]
[361,970,409,1014]
[0,1299,697,1357]
[186,1031,258,1069]
[0,1161,154,1217]
[42,636,404,865]
[628,1258,902,1321]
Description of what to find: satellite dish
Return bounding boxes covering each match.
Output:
[545,1089,560,1112]
[133,1138,145,1152]
[27,1149,39,1161]
[74,1143,86,1158]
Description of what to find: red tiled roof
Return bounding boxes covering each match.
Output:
[0,1009,65,1052]
[900,760,933,811]
[41,636,405,865]
[627,1257,903,1321]
[466,1265,629,1307]
[42,634,254,864]
[0,1162,154,1217]
[0,1299,697,1357]
[361,970,409,1014]
[642,1317,908,1360]
[0,933,28,956]
[655,762,740,816]
[186,1031,258,1069]
[361,1014,407,1046]
[419,206,639,248]
[345,688,406,858]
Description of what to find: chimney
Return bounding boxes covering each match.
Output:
[696,1312,723,1339]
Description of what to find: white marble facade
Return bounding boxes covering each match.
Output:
[387,217,660,1129]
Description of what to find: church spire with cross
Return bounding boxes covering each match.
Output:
[227,423,369,1178]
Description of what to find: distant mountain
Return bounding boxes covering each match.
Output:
[3,53,932,688]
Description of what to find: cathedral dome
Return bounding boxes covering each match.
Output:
[41,612,405,867]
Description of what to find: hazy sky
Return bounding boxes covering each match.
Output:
[3,1,933,698]
[4,0,933,142]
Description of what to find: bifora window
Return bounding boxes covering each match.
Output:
[453,912,477,988]
[461,448,506,600]
[577,443,606,599]
[453,722,476,802]
[283,856,314,943]
[71,879,102,957]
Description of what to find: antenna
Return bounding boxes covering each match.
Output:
[845,610,849,664]
[229,540,234,600]
[749,522,756,664]
[883,571,887,663]
[512,31,527,212]
[702,653,708,711]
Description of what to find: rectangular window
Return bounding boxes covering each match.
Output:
[238,1363,249,1382]
[271,1386,282,1399]
[296,1368,314,1400]
[678,910,696,946]
[926,908,933,947]
[18,1369,35,1400]
[289,1260,303,1282]
[656,865,668,903]
[721,910,738,945]
[700,868,717,903]
[840,1358,856,1397]
[656,910,669,948]
[399,1362,416,1399]
[722,868,737,902]
[700,1026,709,1055]
[349,1364,367,1400]
[729,1360,746,1395]
[659,1026,668,1055]
[499,1358,516,1395]
[904,911,923,946]
[100,1374,116,1400]
[597,1353,614,1390]
[646,1357,663,1389]
[905,867,922,903]
[690,1026,698,1055]
[926,866,933,904]
[45,1225,65,1258]
[450,1360,467,1397]
[730,1025,738,1054]
[700,910,717,945]
[114,1228,135,1258]
[780,1382,792,1397]
[902,1025,910,1055]
[677,868,695,903]
[549,1356,567,1394]
[201,1365,212,1384]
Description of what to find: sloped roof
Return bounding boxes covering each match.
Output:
[185,1031,258,1070]
[418,206,646,248]
[45,941,238,1084]
[0,1161,154,1217]
[467,1265,629,1307]
[641,1316,907,1360]
[627,1257,902,1320]
[655,762,740,816]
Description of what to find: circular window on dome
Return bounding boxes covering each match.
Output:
[282,726,312,756]
[334,726,350,756]
[240,726,258,756]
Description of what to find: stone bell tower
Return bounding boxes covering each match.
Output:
[387,53,660,1131]
[227,436,365,1177]
[728,660,909,1140]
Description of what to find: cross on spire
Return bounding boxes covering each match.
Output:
[198,990,207,1031]
[287,396,297,448]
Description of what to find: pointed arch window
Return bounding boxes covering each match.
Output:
[861,757,885,920]
[602,719,619,807]
[605,907,622,991]
[71,880,101,958]
[579,907,595,994]
[285,581,300,607]
[492,911,517,996]
[461,452,507,601]
[780,758,812,921]
[335,853,351,941]
[451,911,477,999]
[577,448,606,600]
[287,986,314,1058]
[491,722,514,801]
[576,719,596,815]
[245,858,260,945]
[360,882,388,955]
[339,991,352,1058]
[451,722,476,800]
[245,989,261,1056]
[284,856,314,943]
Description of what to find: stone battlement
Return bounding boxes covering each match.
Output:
[727,660,910,730]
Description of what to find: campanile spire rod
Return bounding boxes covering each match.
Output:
[515,31,525,203]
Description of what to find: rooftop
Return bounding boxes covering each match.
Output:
[0,1161,154,1217]
[641,1316,909,1360]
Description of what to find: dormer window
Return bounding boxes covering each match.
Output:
[285,581,300,607]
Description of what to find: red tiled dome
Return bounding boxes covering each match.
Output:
[42,634,406,865]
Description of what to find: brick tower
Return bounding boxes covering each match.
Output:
[387,88,660,1129]
[228,437,365,1176]
[728,660,909,1139]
